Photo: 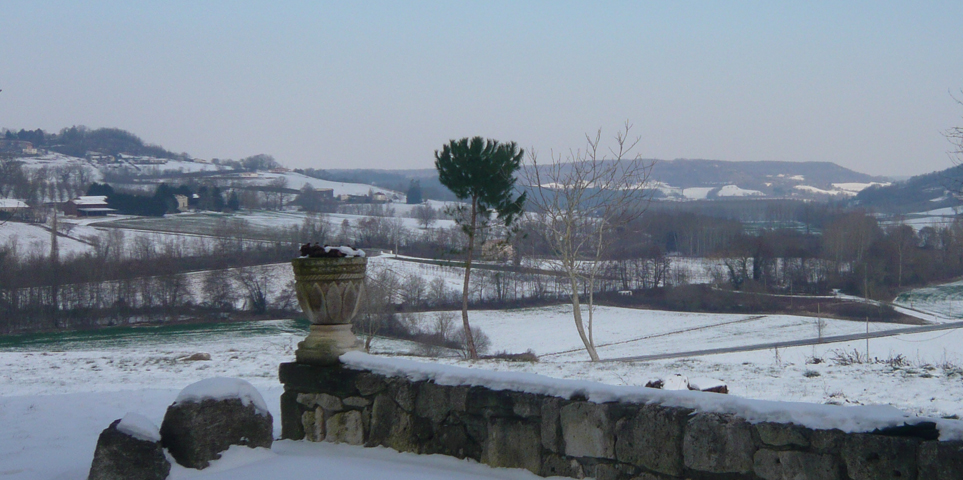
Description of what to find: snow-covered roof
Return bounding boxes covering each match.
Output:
[174,377,270,416]
[71,196,108,205]
[0,199,28,209]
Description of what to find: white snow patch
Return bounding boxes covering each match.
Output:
[326,245,366,258]
[341,351,963,439]
[175,377,270,416]
[831,182,890,194]
[116,412,162,442]
[715,185,764,197]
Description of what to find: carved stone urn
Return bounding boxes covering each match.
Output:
[291,256,366,365]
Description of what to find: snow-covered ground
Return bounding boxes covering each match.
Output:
[895,279,963,320]
[4,302,963,478]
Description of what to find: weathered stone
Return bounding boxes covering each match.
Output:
[811,428,846,454]
[683,413,755,474]
[449,385,468,412]
[416,382,450,424]
[753,449,842,480]
[481,418,541,474]
[918,440,963,480]
[589,461,638,480]
[387,377,417,412]
[356,372,386,396]
[302,407,324,442]
[615,404,688,476]
[467,386,513,418]
[755,422,811,448]
[88,419,170,480]
[317,393,343,412]
[425,423,479,460]
[509,392,541,418]
[343,396,371,408]
[160,398,273,469]
[560,401,615,459]
[280,390,305,440]
[296,392,319,408]
[367,394,416,452]
[279,362,360,397]
[541,397,563,453]
[325,410,364,445]
[841,433,918,480]
[540,454,584,478]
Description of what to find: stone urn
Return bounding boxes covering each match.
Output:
[291,256,367,365]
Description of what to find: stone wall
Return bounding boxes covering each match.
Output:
[279,362,963,480]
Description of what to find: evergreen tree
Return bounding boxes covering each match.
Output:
[406,180,423,204]
[434,137,526,359]
[227,191,240,211]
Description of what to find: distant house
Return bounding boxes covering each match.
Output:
[0,199,29,219]
[371,192,388,203]
[64,196,115,217]
[0,140,35,155]
[174,194,190,212]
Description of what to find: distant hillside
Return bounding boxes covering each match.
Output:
[3,126,178,159]
[854,164,963,214]
[650,159,884,189]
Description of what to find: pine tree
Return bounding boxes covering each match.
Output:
[434,137,526,359]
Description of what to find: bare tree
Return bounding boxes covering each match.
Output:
[523,122,655,361]
[413,204,437,229]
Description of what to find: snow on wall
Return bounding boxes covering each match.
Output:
[340,351,963,440]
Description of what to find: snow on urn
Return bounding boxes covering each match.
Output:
[292,245,367,365]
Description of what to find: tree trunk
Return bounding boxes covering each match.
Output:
[568,274,599,361]
[461,196,479,360]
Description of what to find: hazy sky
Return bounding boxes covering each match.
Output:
[2,1,962,177]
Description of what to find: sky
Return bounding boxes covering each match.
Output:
[1,1,962,177]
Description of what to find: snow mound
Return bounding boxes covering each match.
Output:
[341,352,963,440]
[174,377,270,416]
[326,245,366,258]
[116,412,161,442]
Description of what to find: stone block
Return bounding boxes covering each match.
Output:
[540,454,584,478]
[325,410,364,445]
[811,428,846,454]
[560,401,615,459]
[387,377,417,412]
[683,413,755,474]
[541,397,562,453]
[753,449,842,480]
[449,385,469,412]
[88,418,170,480]
[279,362,360,397]
[280,390,305,440]
[482,418,541,474]
[317,393,343,412]
[467,386,514,418]
[918,440,963,480]
[615,404,688,476]
[425,423,479,460]
[509,391,541,418]
[755,422,810,448]
[160,398,273,469]
[367,394,417,452]
[343,396,371,408]
[841,433,918,480]
[356,372,386,396]
[415,381,451,424]
[302,407,325,442]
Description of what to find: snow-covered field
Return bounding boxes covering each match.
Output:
[3,302,963,478]
[895,279,963,319]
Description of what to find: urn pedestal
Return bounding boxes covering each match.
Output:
[291,256,367,365]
